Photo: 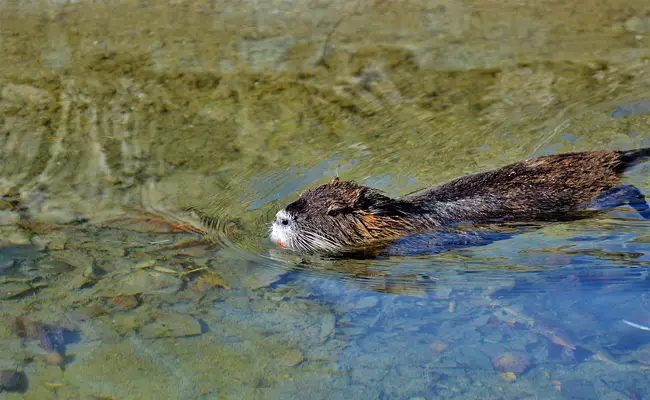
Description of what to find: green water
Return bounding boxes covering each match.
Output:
[1,1,650,399]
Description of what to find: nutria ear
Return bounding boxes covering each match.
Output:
[326,206,344,216]
[329,176,340,185]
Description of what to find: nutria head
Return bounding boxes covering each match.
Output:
[270,177,415,253]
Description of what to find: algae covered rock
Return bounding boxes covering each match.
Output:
[93,270,182,297]
[138,312,202,339]
[0,282,32,300]
[0,369,23,391]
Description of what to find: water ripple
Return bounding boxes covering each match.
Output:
[189,166,650,294]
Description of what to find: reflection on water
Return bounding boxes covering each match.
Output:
[1,0,650,399]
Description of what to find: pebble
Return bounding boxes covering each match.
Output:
[38,233,67,251]
[319,313,336,343]
[241,268,285,290]
[500,372,517,382]
[138,312,202,339]
[1,84,54,105]
[355,296,378,309]
[277,349,304,367]
[32,232,68,251]
[429,339,449,353]
[0,369,22,390]
[0,245,37,271]
[624,16,650,33]
[51,249,94,270]
[0,282,33,300]
[0,227,31,245]
[42,351,65,366]
[435,287,452,299]
[562,379,598,400]
[94,270,182,297]
[0,211,20,226]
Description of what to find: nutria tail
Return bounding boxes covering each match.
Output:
[619,147,650,167]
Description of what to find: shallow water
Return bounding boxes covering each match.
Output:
[1,1,650,399]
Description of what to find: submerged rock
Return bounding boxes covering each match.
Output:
[491,351,530,376]
[195,271,230,290]
[0,228,33,249]
[1,84,54,105]
[138,312,202,339]
[10,316,77,366]
[627,343,650,365]
[354,296,379,310]
[624,16,650,33]
[94,270,182,297]
[241,268,286,290]
[429,339,450,354]
[0,211,20,226]
[0,369,23,391]
[0,244,38,272]
[277,349,304,367]
[562,379,598,400]
[63,340,191,400]
[104,295,140,311]
[50,249,95,270]
[319,313,336,343]
[0,282,32,300]
[42,351,65,366]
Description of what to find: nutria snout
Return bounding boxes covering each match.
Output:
[270,148,650,254]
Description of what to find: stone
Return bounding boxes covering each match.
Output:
[354,296,378,309]
[0,245,36,271]
[54,341,184,400]
[0,369,22,390]
[0,283,32,300]
[194,271,229,290]
[241,268,286,290]
[29,235,50,251]
[624,16,650,33]
[239,37,293,72]
[94,270,182,297]
[562,379,598,400]
[1,84,54,105]
[319,312,336,343]
[0,227,31,245]
[29,208,80,226]
[138,312,202,339]
[51,249,94,270]
[0,211,19,226]
[455,347,493,370]
[277,349,304,367]
[48,234,69,251]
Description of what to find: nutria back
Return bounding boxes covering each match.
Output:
[405,150,628,221]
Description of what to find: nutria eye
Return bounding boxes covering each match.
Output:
[281,219,289,225]
[327,209,339,216]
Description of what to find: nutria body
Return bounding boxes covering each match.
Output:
[270,148,650,254]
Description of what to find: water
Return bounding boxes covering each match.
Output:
[1,1,650,399]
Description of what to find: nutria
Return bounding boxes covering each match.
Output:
[270,148,650,254]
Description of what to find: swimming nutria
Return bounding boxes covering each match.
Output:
[270,148,650,254]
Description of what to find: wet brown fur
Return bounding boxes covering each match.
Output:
[407,150,626,220]
[354,210,412,241]
[278,149,650,252]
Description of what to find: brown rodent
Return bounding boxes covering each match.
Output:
[270,148,650,254]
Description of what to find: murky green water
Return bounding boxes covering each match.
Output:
[1,1,650,399]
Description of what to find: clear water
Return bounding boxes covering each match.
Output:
[1,1,650,399]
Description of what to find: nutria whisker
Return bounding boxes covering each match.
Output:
[301,230,340,253]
